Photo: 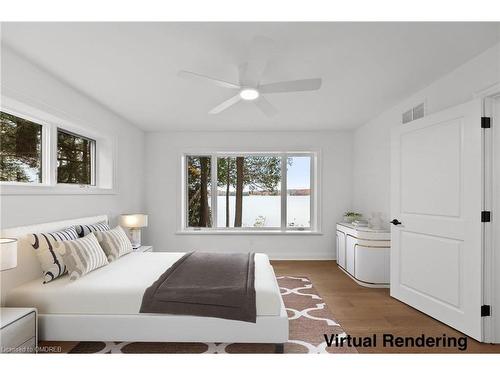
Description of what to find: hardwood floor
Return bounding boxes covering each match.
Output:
[271,260,500,353]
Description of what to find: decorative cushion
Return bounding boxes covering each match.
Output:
[94,226,133,262]
[29,226,79,283]
[75,221,110,238]
[58,233,109,281]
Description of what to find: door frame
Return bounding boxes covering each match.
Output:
[474,82,500,343]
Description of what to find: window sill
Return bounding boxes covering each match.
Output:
[176,230,323,236]
[0,184,117,195]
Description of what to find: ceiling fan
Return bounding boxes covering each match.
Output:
[178,36,322,117]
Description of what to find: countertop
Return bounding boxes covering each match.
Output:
[337,222,390,234]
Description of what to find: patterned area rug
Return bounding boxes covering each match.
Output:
[65,276,356,354]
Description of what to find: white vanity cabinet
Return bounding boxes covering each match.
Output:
[336,223,390,288]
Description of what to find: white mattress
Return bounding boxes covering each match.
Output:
[6,252,282,317]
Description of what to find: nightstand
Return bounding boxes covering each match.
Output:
[0,307,37,353]
[134,245,153,253]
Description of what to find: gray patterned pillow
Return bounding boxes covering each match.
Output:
[58,233,109,280]
[29,226,79,283]
[75,221,110,238]
[94,226,133,262]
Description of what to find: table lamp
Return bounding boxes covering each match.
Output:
[119,214,148,249]
[0,238,18,271]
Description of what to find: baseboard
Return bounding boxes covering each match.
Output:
[268,253,335,261]
[151,249,335,261]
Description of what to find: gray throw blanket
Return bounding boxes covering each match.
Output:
[140,252,256,323]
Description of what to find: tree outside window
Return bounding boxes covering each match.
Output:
[0,111,43,183]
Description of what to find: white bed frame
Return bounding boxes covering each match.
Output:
[1,216,289,350]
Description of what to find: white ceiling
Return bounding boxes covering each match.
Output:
[2,22,500,131]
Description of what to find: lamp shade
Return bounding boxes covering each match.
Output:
[0,238,18,271]
[120,214,148,228]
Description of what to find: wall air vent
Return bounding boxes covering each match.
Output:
[402,109,413,124]
[402,102,425,124]
[412,103,425,120]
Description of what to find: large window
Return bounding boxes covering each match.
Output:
[57,129,95,185]
[184,152,316,232]
[0,111,43,183]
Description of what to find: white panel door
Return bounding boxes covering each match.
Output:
[391,98,484,341]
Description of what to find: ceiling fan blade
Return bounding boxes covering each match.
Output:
[178,70,240,89]
[254,96,277,118]
[238,36,275,87]
[208,94,242,114]
[259,78,322,93]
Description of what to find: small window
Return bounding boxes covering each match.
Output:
[57,129,96,185]
[0,111,43,183]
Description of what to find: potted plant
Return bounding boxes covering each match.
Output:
[343,211,362,223]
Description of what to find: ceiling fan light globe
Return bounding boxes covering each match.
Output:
[239,88,259,101]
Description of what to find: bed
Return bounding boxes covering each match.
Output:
[1,216,288,349]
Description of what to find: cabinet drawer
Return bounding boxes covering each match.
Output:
[0,312,36,352]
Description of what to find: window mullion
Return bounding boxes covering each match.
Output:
[50,124,58,186]
[310,154,315,231]
[41,123,50,185]
[184,155,189,229]
[280,154,287,231]
[211,154,217,229]
[91,139,97,186]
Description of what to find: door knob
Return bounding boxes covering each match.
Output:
[390,219,402,225]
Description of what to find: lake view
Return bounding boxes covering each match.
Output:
[216,195,310,228]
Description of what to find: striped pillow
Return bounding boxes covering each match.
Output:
[58,233,109,280]
[94,226,133,262]
[29,226,79,283]
[75,221,110,238]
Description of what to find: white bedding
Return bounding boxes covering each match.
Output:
[6,252,282,317]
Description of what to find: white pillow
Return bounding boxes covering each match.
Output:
[75,221,110,238]
[94,226,133,262]
[29,226,79,283]
[58,233,109,281]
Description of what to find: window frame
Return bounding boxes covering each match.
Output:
[0,97,116,195]
[0,108,50,187]
[184,154,213,229]
[56,127,97,187]
[181,151,319,234]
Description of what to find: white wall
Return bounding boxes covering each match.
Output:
[0,46,145,228]
[144,131,353,259]
[352,43,500,224]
